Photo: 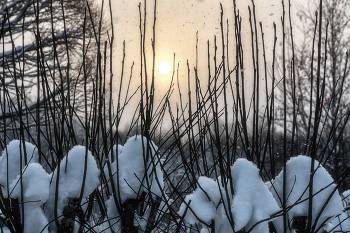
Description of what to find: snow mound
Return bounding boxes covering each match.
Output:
[108,144,123,163]
[9,163,50,233]
[324,190,350,233]
[0,140,38,198]
[46,146,100,231]
[103,144,123,196]
[214,201,234,233]
[325,212,350,233]
[117,135,160,201]
[270,155,343,232]
[343,190,350,206]
[178,176,221,225]
[230,158,280,232]
[10,163,50,207]
[144,144,164,199]
[105,196,121,232]
[23,207,49,233]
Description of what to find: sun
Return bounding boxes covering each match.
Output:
[159,61,170,75]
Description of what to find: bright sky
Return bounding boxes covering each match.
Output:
[110,0,304,79]
[108,0,306,124]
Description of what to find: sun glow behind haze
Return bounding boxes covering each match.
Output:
[159,61,170,75]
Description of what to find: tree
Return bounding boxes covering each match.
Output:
[275,0,350,191]
[0,0,104,159]
[0,0,101,123]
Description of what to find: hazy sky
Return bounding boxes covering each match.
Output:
[108,0,306,121]
[110,0,304,79]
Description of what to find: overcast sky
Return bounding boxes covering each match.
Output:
[108,0,307,124]
[110,0,305,78]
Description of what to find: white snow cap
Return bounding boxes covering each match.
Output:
[103,144,123,194]
[10,163,50,207]
[46,146,100,231]
[0,140,38,198]
[343,190,350,206]
[271,155,343,233]
[108,144,123,163]
[52,145,100,198]
[9,163,50,233]
[23,207,49,233]
[230,158,280,233]
[117,135,162,201]
[178,176,221,225]
[325,212,350,233]
[105,196,121,232]
[324,190,350,233]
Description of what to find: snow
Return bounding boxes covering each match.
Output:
[325,212,350,232]
[156,195,173,222]
[0,228,10,233]
[108,144,123,163]
[343,190,350,206]
[103,136,164,232]
[144,145,164,199]
[9,163,50,233]
[116,135,161,201]
[105,196,121,233]
[134,208,151,231]
[1,139,347,233]
[10,163,50,208]
[214,203,235,233]
[270,155,343,233]
[230,158,280,233]
[0,140,38,198]
[22,207,49,233]
[45,146,100,232]
[103,144,123,195]
[325,190,350,233]
[178,176,221,225]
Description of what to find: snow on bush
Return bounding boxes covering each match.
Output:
[214,203,235,233]
[325,190,350,233]
[10,163,50,208]
[325,212,350,233]
[45,146,100,231]
[103,144,123,195]
[108,144,123,163]
[178,176,221,225]
[105,196,121,233]
[104,136,164,232]
[113,135,162,201]
[9,163,50,233]
[230,158,280,233]
[145,146,164,200]
[343,190,350,206]
[0,140,38,198]
[270,155,343,232]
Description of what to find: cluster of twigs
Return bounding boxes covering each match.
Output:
[0,0,350,232]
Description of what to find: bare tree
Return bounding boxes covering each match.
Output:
[0,0,102,121]
[275,0,350,191]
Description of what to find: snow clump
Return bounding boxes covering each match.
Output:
[108,144,123,163]
[325,212,350,233]
[270,155,343,233]
[343,190,350,206]
[178,176,221,225]
[230,158,280,233]
[45,146,100,231]
[10,163,50,233]
[325,190,350,233]
[0,140,38,197]
[103,144,123,194]
[105,136,164,232]
[115,135,162,201]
